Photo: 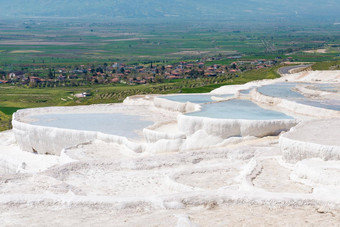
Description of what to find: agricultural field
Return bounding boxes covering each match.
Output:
[0,19,340,67]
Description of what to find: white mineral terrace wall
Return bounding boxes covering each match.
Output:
[153,97,200,113]
[280,120,340,163]
[12,106,148,155]
[123,95,200,113]
[177,114,298,139]
[142,121,186,153]
[250,89,340,119]
[143,121,186,143]
[280,135,340,163]
[123,95,155,106]
[12,118,144,156]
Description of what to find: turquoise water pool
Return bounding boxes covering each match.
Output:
[186,99,293,120]
[31,113,153,138]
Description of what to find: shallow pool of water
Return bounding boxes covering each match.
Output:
[257,82,340,111]
[31,113,153,138]
[186,99,293,120]
[161,94,233,104]
[257,83,305,99]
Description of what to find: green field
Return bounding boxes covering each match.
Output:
[0,110,11,131]
[0,19,340,68]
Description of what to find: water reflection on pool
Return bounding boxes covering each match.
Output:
[31,113,153,138]
[186,99,293,120]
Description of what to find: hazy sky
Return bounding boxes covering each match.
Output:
[0,0,339,21]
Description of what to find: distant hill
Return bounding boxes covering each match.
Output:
[0,0,339,21]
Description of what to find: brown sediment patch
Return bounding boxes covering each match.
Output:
[9,50,43,54]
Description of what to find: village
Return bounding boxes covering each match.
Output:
[0,56,283,88]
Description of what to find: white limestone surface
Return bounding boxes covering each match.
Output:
[178,114,297,139]
[281,70,340,83]
[211,80,273,95]
[0,130,60,174]
[280,119,340,162]
[153,96,200,113]
[292,158,340,186]
[143,121,186,143]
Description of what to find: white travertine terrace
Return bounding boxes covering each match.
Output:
[250,89,340,118]
[153,96,200,113]
[1,70,340,225]
[280,119,340,162]
[177,114,297,138]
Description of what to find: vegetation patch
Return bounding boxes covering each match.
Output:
[312,60,340,70]
[0,110,11,132]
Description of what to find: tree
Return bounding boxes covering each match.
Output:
[96,67,103,73]
[48,68,54,79]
